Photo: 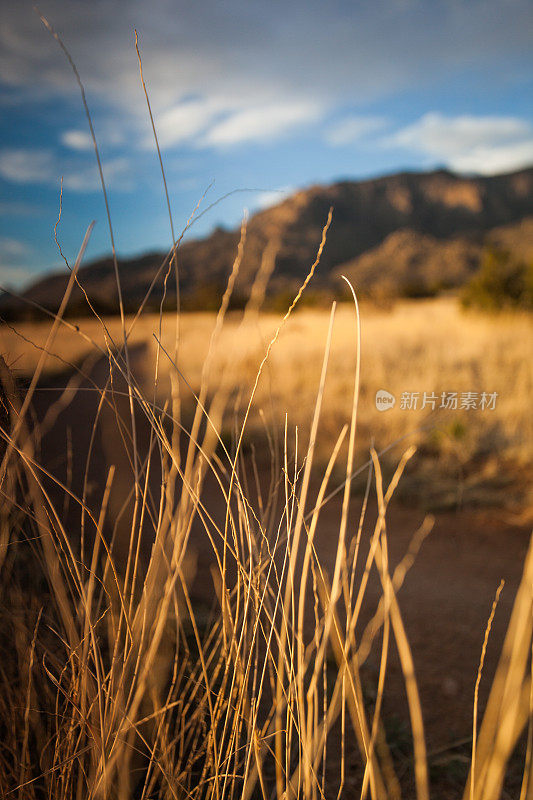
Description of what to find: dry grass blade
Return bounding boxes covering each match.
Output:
[470,579,505,800]
[464,535,533,800]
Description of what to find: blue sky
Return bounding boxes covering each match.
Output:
[0,0,532,288]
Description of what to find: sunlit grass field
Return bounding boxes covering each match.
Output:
[0,284,532,799]
[3,297,531,510]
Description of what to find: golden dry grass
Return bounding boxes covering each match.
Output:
[0,288,531,799]
[2,297,531,508]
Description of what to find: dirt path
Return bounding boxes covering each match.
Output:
[315,498,529,745]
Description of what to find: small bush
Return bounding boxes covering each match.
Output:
[461,247,533,311]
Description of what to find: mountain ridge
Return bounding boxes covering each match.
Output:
[2,166,532,318]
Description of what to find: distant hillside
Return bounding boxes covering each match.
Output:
[2,166,533,319]
[336,218,533,298]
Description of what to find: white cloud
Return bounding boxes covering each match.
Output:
[145,96,228,149]
[0,148,54,184]
[144,96,325,151]
[448,140,533,175]
[387,113,533,174]
[62,156,133,191]
[202,101,323,147]
[0,236,35,288]
[325,116,387,146]
[391,113,530,154]
[0,264,35,288]
[61,129,93,151]
[1,3,531,163]
[0,236,30,258]
[254,186,295,209]
[0,148,133,192]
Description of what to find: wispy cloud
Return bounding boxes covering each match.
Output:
[447,140,533,175]
[0,147,133,191]
[0,148,54,184]
[144,96,325,151]
[387,112,533,174]
[0,264,35,287]
[202,101,323,147]
[1,2,531,169]
[62,156,132,191]
[61,129,93,151]
[145,97,228,149]
[0,235,30,258]
[0,235,35,287]
[325,116,387,146]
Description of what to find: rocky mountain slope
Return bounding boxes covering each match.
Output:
[2,166,532,318]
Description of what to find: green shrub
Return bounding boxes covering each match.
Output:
[461,247,533,311]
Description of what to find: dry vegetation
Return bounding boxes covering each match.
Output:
[2,297,531,509]
[0,283,531,799]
